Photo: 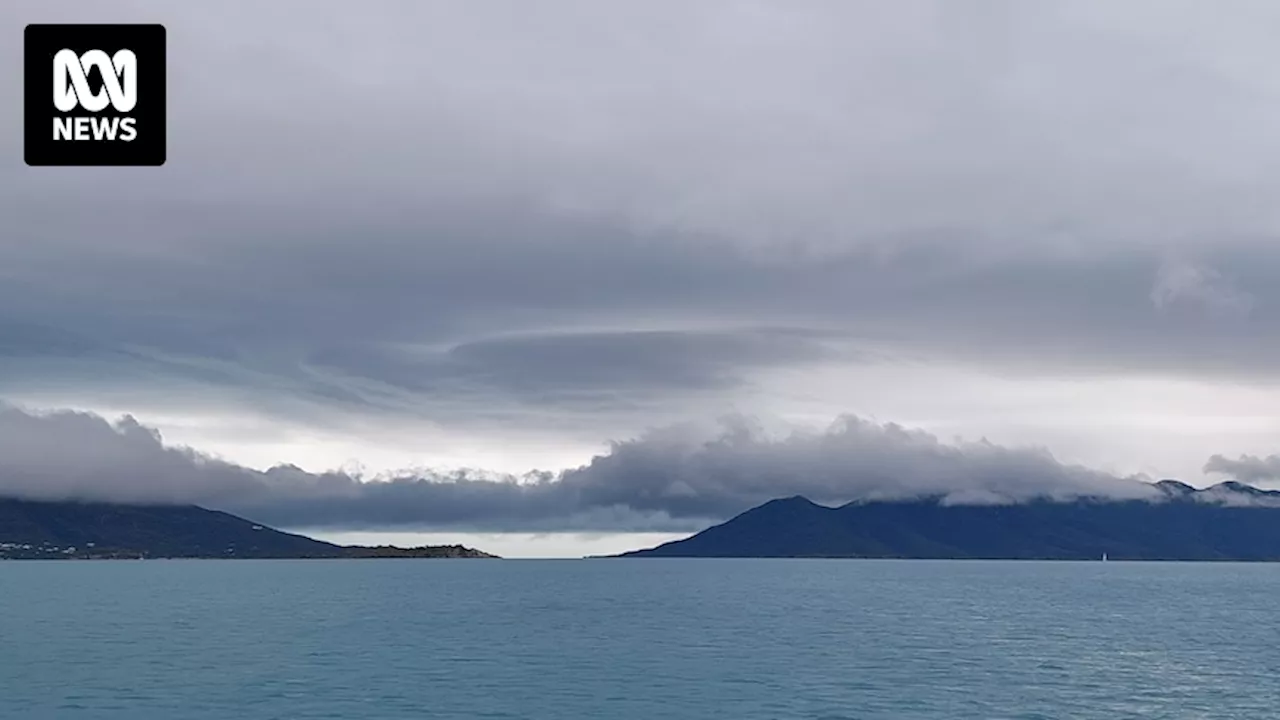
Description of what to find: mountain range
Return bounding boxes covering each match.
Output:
[0,498,496,559]
[620,481,1280,560]
[9,480,1280,561]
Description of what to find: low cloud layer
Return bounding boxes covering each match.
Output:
[0,404,1175,532]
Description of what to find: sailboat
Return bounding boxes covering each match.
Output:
[1101,552,1108,562]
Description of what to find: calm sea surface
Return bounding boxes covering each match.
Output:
[1,559,1277,719]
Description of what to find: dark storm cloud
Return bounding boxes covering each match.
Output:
[1,219,1277,428]
[308,327,839,403]
[0,405,1161,531]
[3,0,1280,429]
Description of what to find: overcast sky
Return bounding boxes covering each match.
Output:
[5,0,1280,556]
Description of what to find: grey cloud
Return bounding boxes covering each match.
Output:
[1203,453,1280,485]
[307,327,839,407]
[3,225,1279,432]
[4,1,1280,433]
[0,404,1160,532]
[10,0,1280,233]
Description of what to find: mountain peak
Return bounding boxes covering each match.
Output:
[763,495,818,507]
[1154,479,1196,496]
[1209,480,1267,495]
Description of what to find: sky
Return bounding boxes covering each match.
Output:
[4,0,1280,557]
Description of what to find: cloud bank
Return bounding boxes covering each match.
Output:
[0,404,1171,532]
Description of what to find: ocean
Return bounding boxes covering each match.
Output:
[1,559,1276,719]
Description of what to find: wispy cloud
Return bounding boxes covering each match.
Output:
[1151,258,1254,315]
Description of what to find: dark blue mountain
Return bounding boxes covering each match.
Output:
[0,498,495,559]
[619,482,1280,560]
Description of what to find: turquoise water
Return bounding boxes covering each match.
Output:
[2,559,1277,719]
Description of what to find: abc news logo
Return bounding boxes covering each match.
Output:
[24,24,166,166]
[53,49,139,142]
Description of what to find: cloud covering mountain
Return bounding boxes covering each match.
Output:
[0,403,1223,532]
[3,1,1280,523]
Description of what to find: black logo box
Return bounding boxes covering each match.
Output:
[24,24,166,167]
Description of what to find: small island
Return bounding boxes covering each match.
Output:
[340,544,496,559]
